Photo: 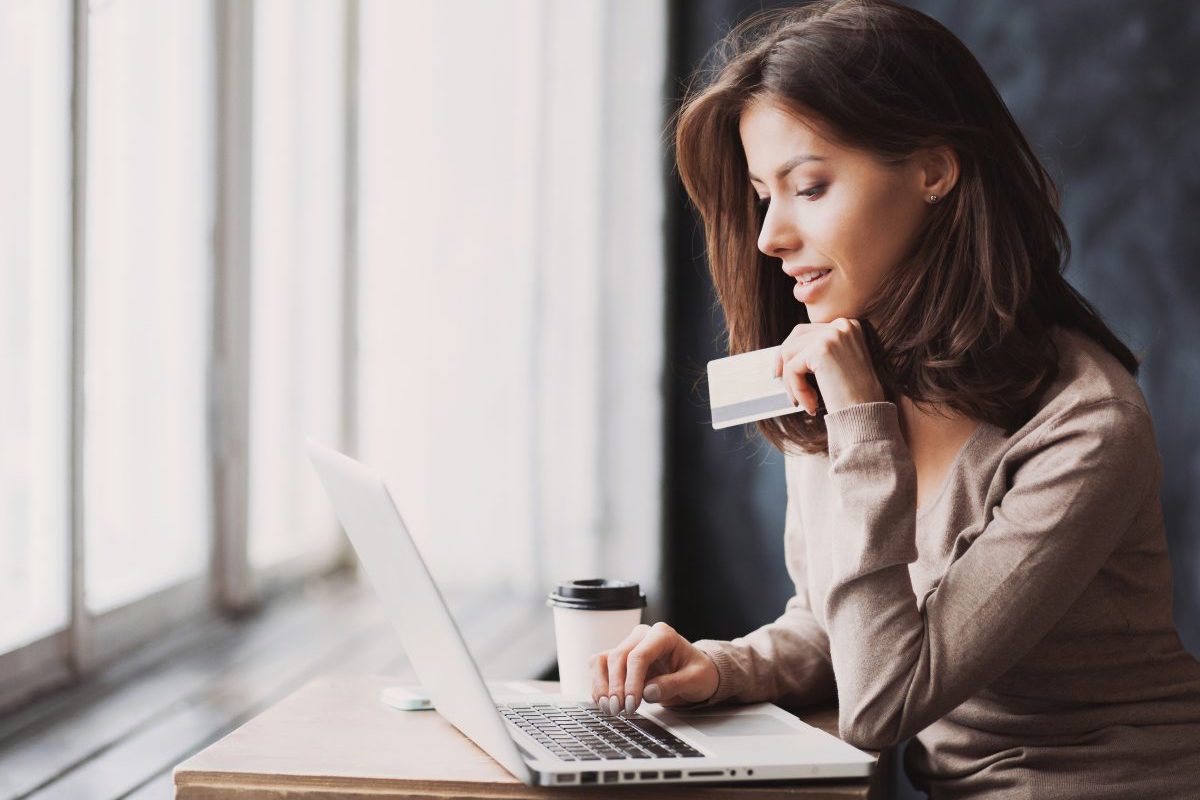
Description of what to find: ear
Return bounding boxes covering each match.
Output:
[915,144,959,200]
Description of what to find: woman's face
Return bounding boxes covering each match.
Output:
[740,98,950,323]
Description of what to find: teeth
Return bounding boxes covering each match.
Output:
[799,269,830,284]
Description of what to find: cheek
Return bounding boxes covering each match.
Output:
[827,193,913,288]
[813,199,875,282]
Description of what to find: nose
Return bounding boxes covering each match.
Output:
[757,201,798,259]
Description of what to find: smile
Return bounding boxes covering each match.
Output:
[793,269,831,302]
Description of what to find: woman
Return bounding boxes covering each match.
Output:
[589,1,1200,796]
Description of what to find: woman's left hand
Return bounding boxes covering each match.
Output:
[773,318,886,415]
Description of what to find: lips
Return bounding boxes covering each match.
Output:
[792,269,832,302]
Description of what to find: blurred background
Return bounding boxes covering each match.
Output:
[1,0,1196,798]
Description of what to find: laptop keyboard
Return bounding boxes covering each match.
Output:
[494,705,700,762]
[498,703,705,761]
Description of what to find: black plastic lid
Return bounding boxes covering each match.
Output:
[546,579,647,611]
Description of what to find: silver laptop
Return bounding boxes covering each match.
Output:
[307,442,876,787]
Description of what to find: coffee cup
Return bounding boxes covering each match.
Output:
[547,579,647,700]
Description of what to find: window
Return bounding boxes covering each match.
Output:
[357,0,666,598]
[357,0,540,590]
[0,0,667,713]
[247,0,347,571]
[0,0,72,655]
[0,0,357,713]
[83,0,215,614]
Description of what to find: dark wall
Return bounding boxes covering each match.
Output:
[664,0,797,644]
[662,0,1200,714]
[906,0,1200,656]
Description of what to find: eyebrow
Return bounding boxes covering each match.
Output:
[747,154,828,183]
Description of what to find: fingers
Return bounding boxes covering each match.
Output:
[605,637,632,714]
[777,320,872,415]
[777,327,816,411]
[591,624,651,714]
[784,352,820,415]
[776,326,806,379]
[622,622,681,711]
[589,651,610,711]
[777,345,800,404]
[650,661,712,707]
[643,669,686,705]
[590,623,719,714]
[776,324,808,381]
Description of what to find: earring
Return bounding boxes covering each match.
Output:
[928,194,939,203]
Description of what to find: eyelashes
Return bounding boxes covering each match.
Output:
[755,183,826,211]
[799,183,826,200]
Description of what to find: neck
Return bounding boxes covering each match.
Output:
[895,395,974,448]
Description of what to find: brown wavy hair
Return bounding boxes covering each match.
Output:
[673,0,1138,455]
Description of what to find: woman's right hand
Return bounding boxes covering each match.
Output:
[588,621,719,715]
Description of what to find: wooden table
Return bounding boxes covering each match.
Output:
[174,675,893,799]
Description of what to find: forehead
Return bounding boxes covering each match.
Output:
[739,100,843,175]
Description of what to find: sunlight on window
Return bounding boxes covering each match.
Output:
[0,0,71,651]
[247,0,346,570]
[357,0,539,591]
[83,0,213,613]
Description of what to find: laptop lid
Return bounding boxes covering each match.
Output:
[307,442,532,784]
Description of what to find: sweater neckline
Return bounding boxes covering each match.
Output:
[915,420,990,521]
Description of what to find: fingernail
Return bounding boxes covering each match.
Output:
[625,695,636,715]
[644,684,661,702]
[610,694,620,715]
[600,697,611,715]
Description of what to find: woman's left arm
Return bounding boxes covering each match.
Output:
[776,319,1159,750]
[822,397,1157,750]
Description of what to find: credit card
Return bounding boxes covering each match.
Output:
[707,345,805,429]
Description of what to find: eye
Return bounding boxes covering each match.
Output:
[755,196,770,211]
[797,183,826,200]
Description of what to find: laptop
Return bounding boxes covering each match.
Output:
[307,442,876,787]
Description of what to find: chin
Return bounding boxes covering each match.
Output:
[804,305,833,323]
[804,301,860,324]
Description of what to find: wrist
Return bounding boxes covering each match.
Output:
[688,644,722,703]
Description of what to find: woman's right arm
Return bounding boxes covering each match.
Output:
[591,454,836,714]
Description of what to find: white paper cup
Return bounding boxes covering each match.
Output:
[547,579,647,700]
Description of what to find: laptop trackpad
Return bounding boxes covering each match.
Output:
[680,713,796,738]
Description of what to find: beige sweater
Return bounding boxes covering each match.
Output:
[693,326,1200,799]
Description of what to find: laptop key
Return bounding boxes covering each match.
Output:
[504,703,696,762]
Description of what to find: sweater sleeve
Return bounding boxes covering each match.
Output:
[821,399,1159,750]
[689,453,837,708]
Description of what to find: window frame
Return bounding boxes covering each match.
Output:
[0,0,361,715]
[2,0,667,717]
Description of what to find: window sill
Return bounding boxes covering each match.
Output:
[0,571,555,799]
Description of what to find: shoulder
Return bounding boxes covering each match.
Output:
[1005,325,1159,485]
[1020,325,1153,435]
[1051,325,1147,410]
